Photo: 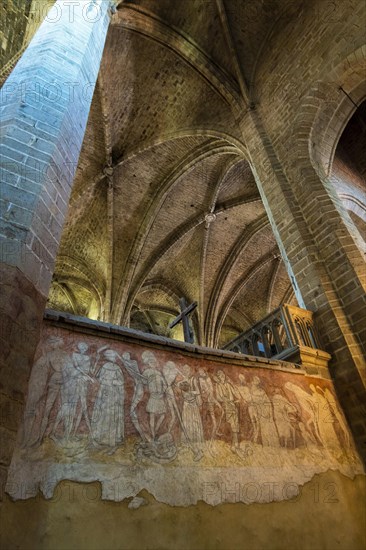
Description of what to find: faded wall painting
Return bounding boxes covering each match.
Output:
[7,324,363,505]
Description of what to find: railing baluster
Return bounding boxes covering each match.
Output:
[223,304,330,371]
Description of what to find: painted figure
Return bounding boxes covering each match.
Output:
[237,374,260,443]
[299,421,318,448]
[197,368,223,438]
[52,354,82,442]
[72,342,94,435]
[317,386,350,447]
[121,351,145,440]
[272,388,297,448]
[215,370,241,454]
[91,349,125,451]
[284,382,340,451]
[163,361,180,434]
[309,384,342,451]
[284,382,322,444]
[179,377,204,446]
[250,376,279,447]
[22,336,72,447]
[142,351,167,440]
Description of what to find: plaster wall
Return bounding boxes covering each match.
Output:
[1,471,365,550]
[2,312,365,549]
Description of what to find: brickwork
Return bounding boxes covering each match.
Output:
[242,111,366,458]
[42,0,365,460]
[0,264,45,489]
[0,0,31,68]
[1,0,365,483]
[331,101,366,242]
[0,0,111,490]
[0,1,55,87]
[238,0,366,460]
[332,156,366,242]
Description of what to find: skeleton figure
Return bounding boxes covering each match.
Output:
[141,351,167,440]
[197,369,223,438]
[284,382,342,451]
[272,388,297,448]
[308,384,342,451]
[163,361,180,434]
[317,386,350,447]
[121,351,145,440]
[236,374,260,444]
[22,336,71,447]
[215,370,241,453]
[250,376,279,447]
[71,342,94,435]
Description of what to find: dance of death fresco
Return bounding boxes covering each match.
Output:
[7,325,363,505]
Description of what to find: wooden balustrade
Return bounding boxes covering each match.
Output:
[224,304,331,374]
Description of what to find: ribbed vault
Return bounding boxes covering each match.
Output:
[46,0,306,346]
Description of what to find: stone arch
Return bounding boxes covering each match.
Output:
[51,255,106,319]
[136,279,183,310]
[278,46,366,372]
[117,129,247,165]
[339,194,366,229]
[290,46,366,180]
[286,47,366,289]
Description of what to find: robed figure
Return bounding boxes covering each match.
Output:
[91,349,125,450]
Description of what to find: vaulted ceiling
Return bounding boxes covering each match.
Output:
[47,0,310,346]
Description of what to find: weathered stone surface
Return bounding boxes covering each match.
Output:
[0,267,45,391]
[29,0,365,463]
[1,0,111,295]
[1,3,366,547]
[0,2,113,498]
[0,393,23,433]
[0,265,47,497]
[0,427,17,467]
[0,472,364,550]
[7,319,363,505]
[128,495,147,509]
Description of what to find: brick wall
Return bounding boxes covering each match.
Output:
[0,0,111,492]
[237,1,366,460]
[0,0,31,67]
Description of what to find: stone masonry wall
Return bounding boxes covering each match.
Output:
[5,310,363,503]
[239,0,366,461]
[0,0,111,493]
[1,311,365,550]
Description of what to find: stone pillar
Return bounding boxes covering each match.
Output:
[243,110,366,462]
[0,0,111,491]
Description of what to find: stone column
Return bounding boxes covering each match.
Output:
[242,110,366,462]
[0,0,111,490]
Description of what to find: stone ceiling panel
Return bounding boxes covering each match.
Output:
[267,260,296,312]
[56,181,109,283]
[203,201,265,311]
[135,287,178,314]
[101,27,240,156]
[45,0,297,345]
[147,225,204,307]
[111,136,214,292]
[225,0,302,87]
[70,85,107,200]
[132,153,232,276]
[230,258,278,324]
[124,0,238,81]
[218,223,276,311]
[217,159,259,204]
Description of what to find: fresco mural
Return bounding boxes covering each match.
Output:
[7,324,363,506]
